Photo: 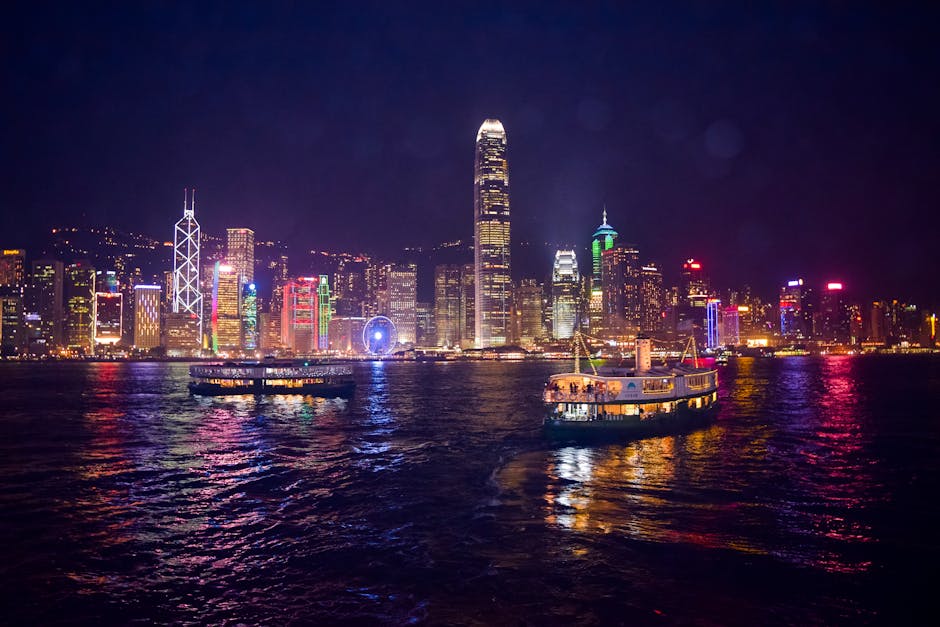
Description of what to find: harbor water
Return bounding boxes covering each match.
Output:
[1,356,938,624]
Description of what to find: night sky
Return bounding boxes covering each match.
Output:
[2,2,938,302]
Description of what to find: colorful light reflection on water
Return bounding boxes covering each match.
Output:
[0,357,938,624]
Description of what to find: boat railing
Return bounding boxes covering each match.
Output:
[543,391,614,403]
[190,364,353,378]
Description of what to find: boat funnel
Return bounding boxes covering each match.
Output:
[635,334,652,374]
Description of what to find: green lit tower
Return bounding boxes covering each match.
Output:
[317,275,331,350]
[589,207,618,331]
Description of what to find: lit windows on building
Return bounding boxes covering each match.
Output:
[705,299,721,349]
[434,264,462,347]
[212,262,242,353]
[0,249,26,287]
[474,119,511,348]
[65,261,95,354]
[639,264,664,334]
[516,278,544,346]
[242,282,258,351]
[94,291,123,346]
[26,259,64,353]
[226,228,255,287]
[281,277,319,354]
[552,250,580,340]
[317,275,331,350]
[134,285,161,350]
[600,245,640,339]
[388,264,417,345]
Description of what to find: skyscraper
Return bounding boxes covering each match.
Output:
[242,282,258,351]
[211,262,241,353]
[434,264,462,347]
[460,262,475,348]
[133,285,161,350]
[317,275,331,350]
[817,282,849,343]
[474,118,511,348]
[27,259,64,353]
[551,250,580,340]
[226,228,255,287]
[590,210,617,332]
[516,279,544,346]
[281,277,319,354]
[65,261,95,354]
[601,245,641,338]
[388,263,417,344]
[779,279,810,340]
[639,263,664,334]
[94,290,123,346]
[173,189,203,344]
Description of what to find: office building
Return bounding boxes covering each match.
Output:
[281,277,319,354]
[590,210,617,332]
[94,291,123,346]
[639,263,664,334]
[474,119,511,347]
[0,249,26,287]
[817,282,849,343]
[133,285,161,350]
[516,278,544,346]
[242,282,258,351]
[434,264,462,347]
[164,312,200,354]
[460,262,475,348]
[552,250,580,340]
[173,189,203,342]
[65,261,95,354]
[317,275,331,350]
[212,262,241,353]
[388,263,417,345]
[601,245,641,338]
[26,259,63,353]
[226,228,255,286]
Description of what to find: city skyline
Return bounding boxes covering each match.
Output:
[2,4,939,304]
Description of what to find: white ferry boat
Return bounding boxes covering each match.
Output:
[543,335,718,439]
[189,361,355,397]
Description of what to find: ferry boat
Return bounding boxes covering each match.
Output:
[543,334,718,439]
[189,361,356,396]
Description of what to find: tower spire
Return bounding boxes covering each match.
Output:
[602,204,608,226]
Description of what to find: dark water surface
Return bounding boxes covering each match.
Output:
[1,357,938,625]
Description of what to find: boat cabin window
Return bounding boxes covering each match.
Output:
[642,378,674,393]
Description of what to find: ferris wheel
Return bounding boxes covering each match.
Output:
[362,316,398,355]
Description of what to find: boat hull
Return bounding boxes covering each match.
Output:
[543,403,718,441]
[188,380,356,397]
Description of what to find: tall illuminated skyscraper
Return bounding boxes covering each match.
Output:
[242,282,258,351]
[211,262,241,353]
[434,264,462,347]
[639,263,664,334]
[226,228,255,286]
[65,261,95,354]
[388,263,417,345]
[173,189,203,343]
[551,250,580,340]
[27,259,64,352]
[474,118,511,348]
[317,275,331,350]
[589,210,617,331]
